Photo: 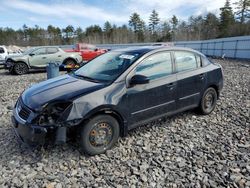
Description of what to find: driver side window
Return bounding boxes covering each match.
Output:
[33,48,46,55]
[135,52,172,80]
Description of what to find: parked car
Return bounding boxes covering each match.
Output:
[12,47,223,155]
[152,42,174,47]
[5,46,82,75]
[0,46,8,65]
[64,43,108,62]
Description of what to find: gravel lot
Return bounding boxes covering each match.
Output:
[0,59,249,188]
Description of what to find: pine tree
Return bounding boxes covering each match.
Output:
[103,21,113,43]
[75,27,84,42]
[170,15,179,41]
[137,19,146,42]
[203,13,220,39]
[129,13,145,42]
[103,21,112,33]
[170,15,178,30]
[129,13,141,32]
[149,10,160,34]
[160,21,171,41]
[219,0,235,37]
[234,0,250,23]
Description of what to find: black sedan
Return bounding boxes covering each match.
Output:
[12,46,223,155]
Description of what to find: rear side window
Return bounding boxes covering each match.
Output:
[0,47,5,54]
[196,55,202,67]
[202,57,211,66]
[135,52,172,80]
[175,51,198,72]
[47,47,58,54]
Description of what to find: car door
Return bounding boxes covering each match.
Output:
[174,51,206,110]
[126,51,177,127]
[45,47,63,64]
[84,49,96,61]
[28,47,47,67]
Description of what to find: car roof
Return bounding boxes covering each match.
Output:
[113,46,205,56]
[29,46,60,49]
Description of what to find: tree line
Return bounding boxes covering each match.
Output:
[0,0,249,46]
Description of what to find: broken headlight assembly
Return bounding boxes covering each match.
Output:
[34,101,73,127]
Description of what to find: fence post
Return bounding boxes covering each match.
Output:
[213,42,216,57]
[234,40,239,59]
[207,42,209,55]
[46,62,60,79]
[221,41,224,57]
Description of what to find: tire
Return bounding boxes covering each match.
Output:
[199,87,218,115]
[13,62,29,75]
[80,115,120,155]
[64,59,76,67]
[9,67,15,75]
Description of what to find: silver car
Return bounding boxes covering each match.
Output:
[5,46,82,75]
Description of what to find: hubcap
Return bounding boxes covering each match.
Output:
[204,92,214,110]
[89,122,113,147]
[16,64,27,74]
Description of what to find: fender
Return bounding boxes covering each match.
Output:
[66,103,128,136]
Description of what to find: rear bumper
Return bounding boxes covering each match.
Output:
[11,115,48,145]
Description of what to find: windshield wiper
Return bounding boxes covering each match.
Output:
[73,73,101,83]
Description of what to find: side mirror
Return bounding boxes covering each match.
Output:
[130,74,149,86]
[29,53,35,56]
[94,48,98,51]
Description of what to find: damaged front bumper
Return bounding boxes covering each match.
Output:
[11,115,48,145]
[11,102,49,145]
[4,60,14,69]
[11,98,78,145]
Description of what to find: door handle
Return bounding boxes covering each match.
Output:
[166,82,176,90]
[42,57,47,59]
[58,55,62,57]
[199,73,205,80]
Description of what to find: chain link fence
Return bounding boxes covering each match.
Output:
[96,35,250,59]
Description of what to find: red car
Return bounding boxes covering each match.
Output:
[65,43,108,62]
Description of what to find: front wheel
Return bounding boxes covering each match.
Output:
[13,62,29,75]
[199,87,217,115]
[79,115,120,155]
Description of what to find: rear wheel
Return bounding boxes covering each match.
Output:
[64,59,76,67]
[199,87,217,115]
[80,115,120,155]
[64,59,77,72]
[13,62,29,75]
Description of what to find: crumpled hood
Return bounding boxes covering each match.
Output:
[21,74,105,110]
[7,54,25,59]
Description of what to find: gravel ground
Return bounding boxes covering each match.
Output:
[0,59,249,188]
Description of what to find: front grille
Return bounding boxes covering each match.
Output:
[17,99,31,121]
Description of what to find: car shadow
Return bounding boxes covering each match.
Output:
[128,109,200,136]
[0,70,10,76]
[0,65,5,69]
[0,69,67,76]
[0,69,46,76]
[28,69,46,74]
[0,109,202,163]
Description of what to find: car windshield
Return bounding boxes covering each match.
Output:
[74,51,142,83]
[23,48,38,55]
